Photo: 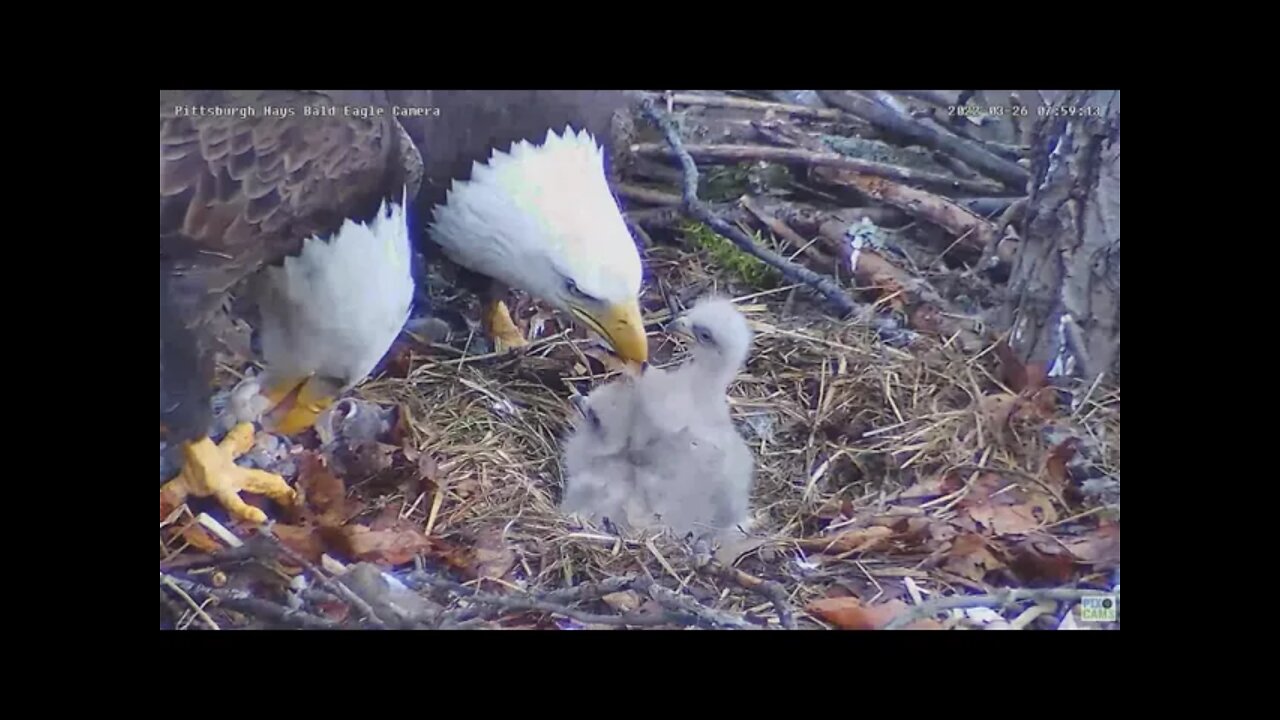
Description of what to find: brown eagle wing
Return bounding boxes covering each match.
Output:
[160,90,422,315]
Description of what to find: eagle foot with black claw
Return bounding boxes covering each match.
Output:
[160,422,297,524]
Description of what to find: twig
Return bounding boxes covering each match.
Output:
[632,576,757,629]
[957,197,1017,218]
[630,141,1009,197]
[704,563,797,630]
[626,219,655,250]
[819,172,997,255]
[638,98,858,320]
[160,588,187,626]
[626,207,686,229]
[616,183,682,206]
[890,90,962,109]
[160,575,221,630]
[883,587,1119,630]
[158,543,257,572]
[541,575,640,604]
[406,571,670,628]
[160,573,340,630]
[256,528,389,629]
[739,195,834,266]
[653,91,845,121]
[817,90,1030,191]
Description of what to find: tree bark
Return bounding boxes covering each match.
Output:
[1001,91,1120,385]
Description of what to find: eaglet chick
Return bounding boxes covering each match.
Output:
[559,296,756,541]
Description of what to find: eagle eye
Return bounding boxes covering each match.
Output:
[563,277,596,303]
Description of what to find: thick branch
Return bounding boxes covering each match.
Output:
[813,171,998,255]
[817,90,1031,190]
[630,141,1009,197]
[616,183,682,206]
[654,91,845,121]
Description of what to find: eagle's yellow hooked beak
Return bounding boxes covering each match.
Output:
[574,298,648,375]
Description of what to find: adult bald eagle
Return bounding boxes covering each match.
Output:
[390,90,647,362]
[159,90,648,523]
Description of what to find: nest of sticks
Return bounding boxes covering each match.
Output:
[160,91,1119,631]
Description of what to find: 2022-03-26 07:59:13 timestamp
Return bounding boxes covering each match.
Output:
[948,104,1105,119]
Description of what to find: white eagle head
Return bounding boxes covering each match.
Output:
[427,126,647,368]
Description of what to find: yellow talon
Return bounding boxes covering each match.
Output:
[484,298,529,353]
[160,422,296,524]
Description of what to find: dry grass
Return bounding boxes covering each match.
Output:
[320,240,1122,629]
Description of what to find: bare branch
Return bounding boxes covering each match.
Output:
[160,573,340,630]
[633,576,758,629]
[637,98,861,321]
[406,571,671,628]
[630,141,1010,197]
[257,528,389,629]
[652,91,845,121]
[817,90,1030,190]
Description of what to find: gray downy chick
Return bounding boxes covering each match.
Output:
[560,377,750,539]
[560,296,757,541]
[633,296,757,538]
[560,378,657,531]
[636,296,755,438]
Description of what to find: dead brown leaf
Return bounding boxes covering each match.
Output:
[1044,438,1079,489]
[978,393,1020,432]
[901,472,962,500]
[943,533,1006,583]
[956,474,1059,537]
[326,523,435,566]
[807,596,911,630]
[273,523,326,564]
[296,452,347,526]
[418,452,442,494]
[1010,536,1076,584]
[163,517,223,554]
[964,487,1058,536]
[314,598,351,623]
[799,526,893,554]
[814,496,854,521]
[389,406,414,447]
[383,341,414,379]
[995,339,1046,394]
[1013,387,1060,424]
[472,527,518,581]
[1064,523,1121,565]
[369,503,403,531]
[346,441,399,480]
[963,472,1009,505]
[602,591,642,614]
[159,486,185,523]
[929,520,959,546]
